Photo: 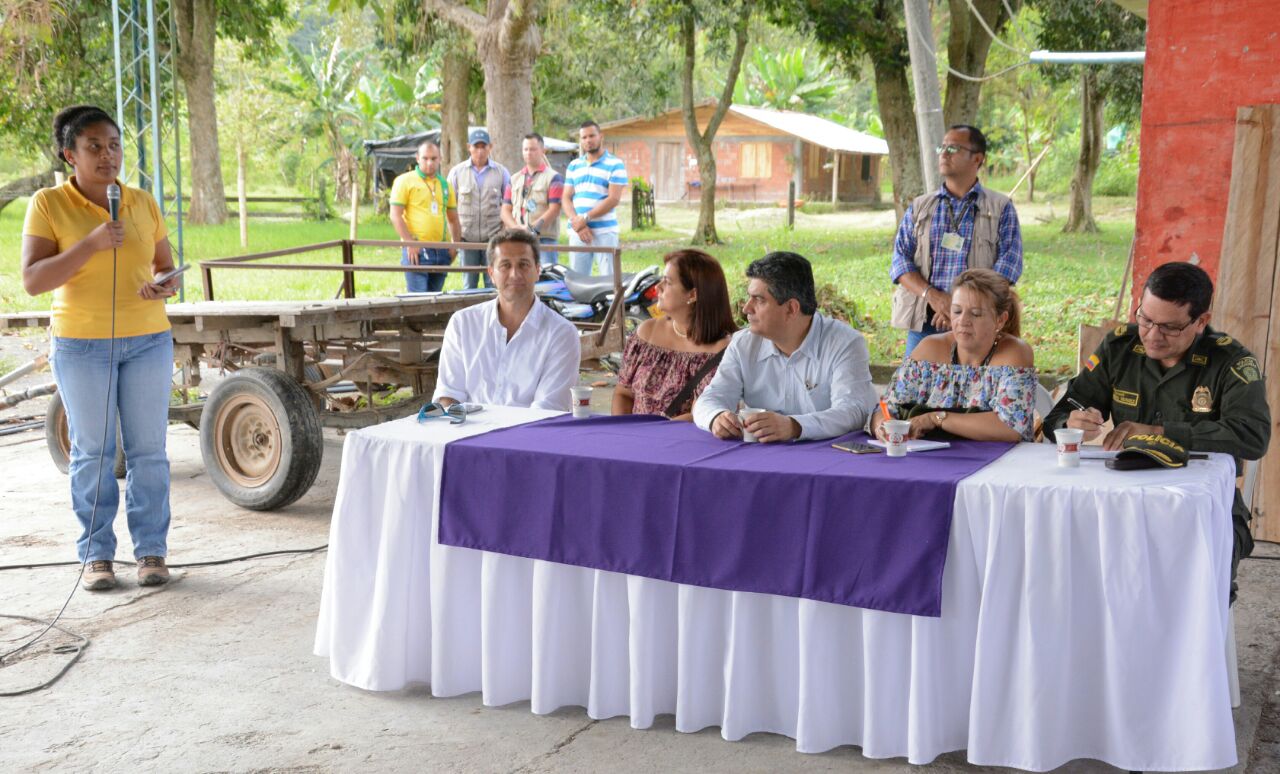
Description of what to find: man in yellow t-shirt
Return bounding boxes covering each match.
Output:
[390,140,461,293]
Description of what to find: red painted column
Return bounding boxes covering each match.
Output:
[1133,0,1280,308]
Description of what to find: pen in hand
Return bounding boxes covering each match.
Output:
[1066,397,1088,412]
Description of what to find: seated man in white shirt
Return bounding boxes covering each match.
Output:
[433,228,581,411]
[693,251,878,442]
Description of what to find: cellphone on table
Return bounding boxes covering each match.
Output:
[153,263,191,285]
[832,440,882,455]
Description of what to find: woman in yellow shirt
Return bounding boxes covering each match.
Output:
[22,105,181,591]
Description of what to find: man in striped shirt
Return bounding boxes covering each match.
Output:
[563,120,628,276]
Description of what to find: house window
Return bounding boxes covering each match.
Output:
[740,142,771,178]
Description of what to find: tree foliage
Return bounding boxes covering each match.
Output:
[1030,0,1145,117]
[0,1,114,166]
[725,47,851,114]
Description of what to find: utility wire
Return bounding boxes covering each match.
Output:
[909,19,1032,83]
[963,0,1028,55]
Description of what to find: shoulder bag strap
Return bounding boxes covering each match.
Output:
[663,349,726,418]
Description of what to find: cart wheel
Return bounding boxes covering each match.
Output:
[199,367,323,511]
[45,391,127,479]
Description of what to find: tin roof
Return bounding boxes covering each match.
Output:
[601,101,889,156]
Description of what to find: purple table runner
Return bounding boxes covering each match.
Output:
[437,414,1013,616]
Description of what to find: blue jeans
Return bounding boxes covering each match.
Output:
[51,331,173,563]
[568,228,620,276]
[401,247,452,293]
[460,248,494,289]
[539,237,560,267]
[904,318,941,358]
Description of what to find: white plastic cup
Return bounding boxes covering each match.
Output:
[570,386,593,418]
[739,407,766,442]
[884,419,911,457]
[1055,427,1084,467]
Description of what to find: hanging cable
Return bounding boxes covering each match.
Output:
[962,0,1028,55]
[909,19,1032,83]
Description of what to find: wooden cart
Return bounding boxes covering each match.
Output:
[0,238,627,511]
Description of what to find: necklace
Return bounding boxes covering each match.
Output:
[671,319,689,339]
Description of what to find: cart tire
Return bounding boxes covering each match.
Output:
[45,391,127,479]
[199,367,323,511]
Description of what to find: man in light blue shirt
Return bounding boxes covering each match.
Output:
[563,120,627,276]
[693,252,878,442]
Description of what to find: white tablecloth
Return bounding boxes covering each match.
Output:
[314,407,1238,771]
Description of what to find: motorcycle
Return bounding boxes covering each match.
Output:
[535,263,663,333]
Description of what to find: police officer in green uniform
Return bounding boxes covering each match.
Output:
[1044,261,1270,597]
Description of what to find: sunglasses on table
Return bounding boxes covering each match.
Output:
[417,401,468,425]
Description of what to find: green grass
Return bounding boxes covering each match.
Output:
[0,199,1133,374]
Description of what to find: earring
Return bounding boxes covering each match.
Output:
[687,299,694,305]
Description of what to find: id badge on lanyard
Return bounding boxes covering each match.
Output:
[941,198,973,253]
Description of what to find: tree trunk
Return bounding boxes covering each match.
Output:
[477,26,538,172]
[943,0,1017,128]
[679,4,750,246]
[872,58,924,218]
[1064,70,1103,233]
[440,43,472,168]
[173,0,227,225]
[0,168,57,214]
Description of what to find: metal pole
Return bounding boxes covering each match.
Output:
[787,181,795,230]
[111,0,126,181]
[168,2,186,300]
[1030,50,1145,65]
[145,0,164,206]
[131,0,149,189]
[903,0,945,194]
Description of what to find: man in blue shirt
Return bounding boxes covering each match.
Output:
[563,120,628,276]
[889,125,1023,357]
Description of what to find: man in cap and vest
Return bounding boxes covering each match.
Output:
[1044,261,1271,601]
[889,124,1024,356]
[448,128,511,289]
[501,132,564,266]
[390,139,461,293]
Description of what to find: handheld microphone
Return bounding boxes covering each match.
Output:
[106,183,121,221]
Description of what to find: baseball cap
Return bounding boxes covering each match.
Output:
[468,128,491,145]
[1113,434,1189,469]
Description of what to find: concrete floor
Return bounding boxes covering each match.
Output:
[1,421,1279,772]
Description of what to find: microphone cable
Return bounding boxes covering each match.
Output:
[0,191,121,674]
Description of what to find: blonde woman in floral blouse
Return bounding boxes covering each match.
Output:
[869,268,1038,442]
[613,249,738,420]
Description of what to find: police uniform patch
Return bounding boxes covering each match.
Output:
[1085,354,1100,371]
[1115,324,1128,337]
[1113,388,1140,407]
[1231,356,1261,384]
[1192,385,1213,413]
[1217,335,1234,347]
[1133,344,1146,355]
[1191,354,1209,366]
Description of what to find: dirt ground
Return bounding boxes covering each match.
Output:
[1,327,1279,772]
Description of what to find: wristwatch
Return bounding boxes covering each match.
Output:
[933,411,948,428]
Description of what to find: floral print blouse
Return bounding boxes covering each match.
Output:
[618,335,723,417]
[883,358,1039,442]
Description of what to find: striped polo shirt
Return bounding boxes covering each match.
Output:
[565,150,628,232]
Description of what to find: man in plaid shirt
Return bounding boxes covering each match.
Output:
[889,125,1023,356]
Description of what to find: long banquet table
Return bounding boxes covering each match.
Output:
[314,405,1239,771]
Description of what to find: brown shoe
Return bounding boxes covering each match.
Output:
[82,560,116,591]
[137,556,170,587]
